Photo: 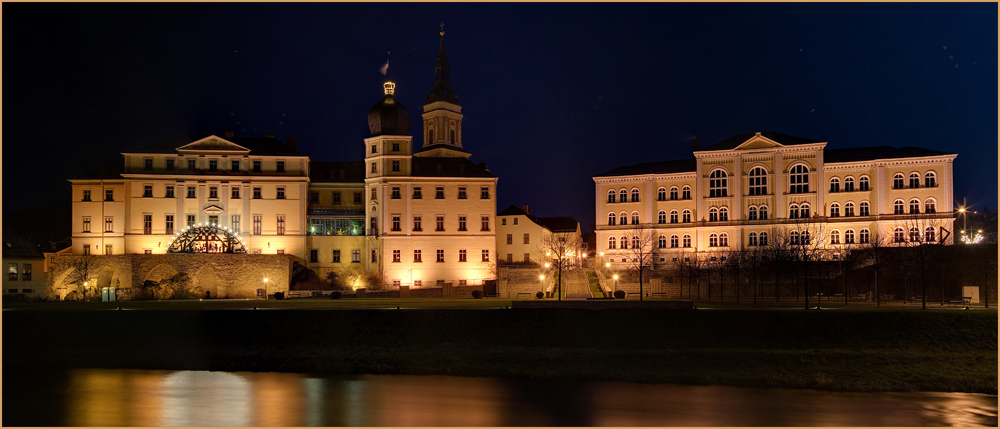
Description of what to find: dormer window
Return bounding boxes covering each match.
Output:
[144,158,153,171]
[277,161,285,173]
[392,142,400,152]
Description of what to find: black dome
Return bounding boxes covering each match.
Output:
[367,93,410,137]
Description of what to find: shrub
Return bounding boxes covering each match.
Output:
[471,290,483,299]
[329,290,342,300]
[535,291,544,299]
[613,290,626,299]
[273,291,285,300]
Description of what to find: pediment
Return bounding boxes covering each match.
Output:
[734,133,783,150]
[202,204,225,213]
[177,136,251,154]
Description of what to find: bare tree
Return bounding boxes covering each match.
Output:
[829,243,858,306]
[729,245,747,304]
[898,215,948,309]
[67,255,97,301]
[764,227,792,306]
[540,232,583,301]
[858,229,892,307]
[621,226,656,301]
[787,218,828,309]
[970,242,997,308]
[746,244,766,306]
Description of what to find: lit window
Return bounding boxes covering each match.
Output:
[352,249,361,263]
[482,250,490,262]
[789,164,809,194]
[231,215,239,232]
[82,217,91,233]
[709,169,728,197]
[748,167,768,196]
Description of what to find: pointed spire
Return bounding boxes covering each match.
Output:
[427,22,459,105]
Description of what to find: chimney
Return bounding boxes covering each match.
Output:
[522,205,532,216]
[265,132,275,139]
[286,136,298,151]
[224,129,234,138]
[693,138,700,151]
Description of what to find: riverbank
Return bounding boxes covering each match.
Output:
[4,304,996,393]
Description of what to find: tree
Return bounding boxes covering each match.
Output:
[746,245,766,306]
[540,232,583,301]
[621,226,656,301]
[786,218,828,309]
[970,242,997,308]
[764,227,792,306]
[858,229,892,307]
[900,215,947,309]
[829,243,857,306]
[67,255,97,301]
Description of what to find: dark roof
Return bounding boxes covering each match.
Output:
[426,33,460,105]
[128,135,306,156]
[76,160,126,180]
[498,204,527,216]
[310,161,366,183]
[412,157,494,178]
[825,146,955,163]
[536,216,579,233]
[700,132,824,151]
[3,233,44,259]
[416,143,471,155]
[368,93,411,137]
[595,158,696,177]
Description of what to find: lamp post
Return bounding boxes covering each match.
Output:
[612,274,618,298]
[539,274,545,298]
[263,278,269,299]
[83,281,88,302]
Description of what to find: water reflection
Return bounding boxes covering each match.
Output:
[15,369,994,426]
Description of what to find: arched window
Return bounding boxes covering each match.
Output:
[909,198,920,214]
[748,206,758,221]
[859,176,870,191]
[909,227,920,242]
[800,204,811,218]
[789,164,810,194]
[657,187,667,201]
[909,172,920,189]
[631,188,640,202]
[619,189,627,202]
[790,231,800,245]
[670,186,679,200]
[709,169,728,197]
[759,231,769,246]
[759,205,768,220]
[845,229,855,244]
[748,167,768,196]
[608,212,616,226]
[720,233,729,247]
[925,198,936,214]
[893,173,904,189]
[925,226,936,243]
[620,211,628,224]
[860,229,870,244]
[802,231,811,245]
[607,190,616,204]
[709,207,719,222]
[894,227,905,242]
[670,210,679,224]
[631,211,640,225]
[682,186,691,200]
[620,236,629,249]
[844,176,855,192]
[845,202,856,217]
[831,230,841,244]
[682,209,692,223]
[683,234,692,248]
[860,201,870,217]
[893,199,905,215]
[608,236,616,249]
[670,235,679,248]
[789,204,800,219]
[719,207,729,221]
[709,233,719,247]
[658,235,667,249]
[749,232,758,246]
[657,211,667,224]
[924,171,936,188]
[830,203,840,218]
[632,236,640,249]
[830,177,840,193]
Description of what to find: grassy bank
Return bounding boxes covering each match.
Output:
[4,306,995,393]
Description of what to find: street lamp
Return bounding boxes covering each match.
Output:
[539,274,545,298]
[612,274,618,297]
[84,281,88,302]
[263,278,269,299]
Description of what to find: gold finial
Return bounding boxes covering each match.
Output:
[383,81,395,95]
[439,22,445,37]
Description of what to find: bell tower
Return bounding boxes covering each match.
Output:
[418,23,469,158]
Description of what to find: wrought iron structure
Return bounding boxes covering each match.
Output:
[166,225,247,254]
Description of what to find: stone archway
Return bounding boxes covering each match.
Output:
[193,265,221,299]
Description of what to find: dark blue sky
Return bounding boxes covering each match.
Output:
[5,3,996,234]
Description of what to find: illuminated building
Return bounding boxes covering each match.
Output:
[3,233,46,297]
[594,132,957,267]
[496,205,582,265]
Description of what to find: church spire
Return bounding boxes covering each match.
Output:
[426,22,459,105]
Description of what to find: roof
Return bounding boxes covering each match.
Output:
[595,158,696,177]
[3,233,44,259]
[416,143,471,155]
[412,157,494,178]
[128,135,306,156]
[700,132,824,151]
[75,160,126,180]
[536,216,579,233]
[498,204,528,217]
[310,161,366,183]
[825,146,955,163]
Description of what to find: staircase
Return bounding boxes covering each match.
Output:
[562,269,592,299]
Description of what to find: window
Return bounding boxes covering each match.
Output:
[391,142,400,152]
[459,250,467,262]
[845,229,855,244]
[830,203,840,218]
[790,231,800,245]
[231,215,240,232]
[393,250,401,263]
[253,215,262,235]
[710,207,719,222]
[166,215,174,235]
[909,227,920,242]
[391,186,401,199]
[226,187,238,199]
[371,144,377,154]
[909,199,920,214]
[329,250,340,263]
[619,189,627,203]
[925,172,936,188]
[789,164,809,194]
[800,204,810,218]
[436,187,445,199]
[608,237,616,249]
[748,167,768,196]
[82,189,92,202]
[371,250,377,263]
[657,187,666,201]
[789,204,800,219]
[844,177,855,192]
[720,233,729,247]
[759,232,768,246]
[670,235,679,248]
[309,192,319,203]
[709,169,728,197]
[310,249,319,263]
[436,215,445,231]
[893,173,905,189]
[331,192,341,204]
[631,212,639,225]
[353,192,362,204]
[670,210,678,224]
[683,234,692,248]
[631,188,640,202]
[166,159,175,171]
[830,178,840,193]
[720,207,729,221]
[458,186,467,199]
[524,253,531,263]
[480,186,490,199]
[188,215,196,228]
[143,214,152,234]
[619,236,628,249]
[208,160,218,172]
[83,245,90,256]
[710,233,719,247]
[506,234,514,245]
[831,230,841,244]
[209,215,219,226]
[371,162,377,174]
[253,160,262,172]
[513,218,518,225]
[352,249,361,263]
[670,186,679,200]
[22,264,32,281]
[844,202,855,217]
[632,235,641,249]
[894,227,905,243]
[144,185,153,198]
[859,176,870,191]
[253,187,262,199]
[925,227,936,243]
[893,199,905,215]
[229,160,239,172]
[456,215,467,232]
[450,129,456,144]
[682,209,691,223]
[106,216,115,232]
[392,216,401,232]
[188,159,197,171]
[909,172,919,189]
[682,186,691,200]
[105,189,115,201]
[392,160,400,172]
[607,190,616,203]
[413,249,422,263]
[187,186,196,198]
[9,263,17,281]
[159,185,172,199]
[83,217,91,233]
[523,233,530,244]
[277,161,285,173]
[209,186,218,199]
[414,216,423,232]
[749,232,758,246]
[482,250,490,262]
[657,211,666,224]
[481,216,490,231]
[277,187,285,199]
[658,235,666,249]
[436,249,445,263]
[414,280,422,287]
[925,198,936,214]
[502,218,506,226]
[860,201,870,217]
[748,206,758,221]
[608,213,616,226]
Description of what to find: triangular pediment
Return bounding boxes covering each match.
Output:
[177,136,251,154]
[202,204,225,213]
[734,133,784,150]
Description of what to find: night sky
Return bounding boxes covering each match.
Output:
[4,3,996,239]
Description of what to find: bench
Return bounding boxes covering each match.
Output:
[516,292,534,298]
[948,297,972,307]
[853,294,867,300]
